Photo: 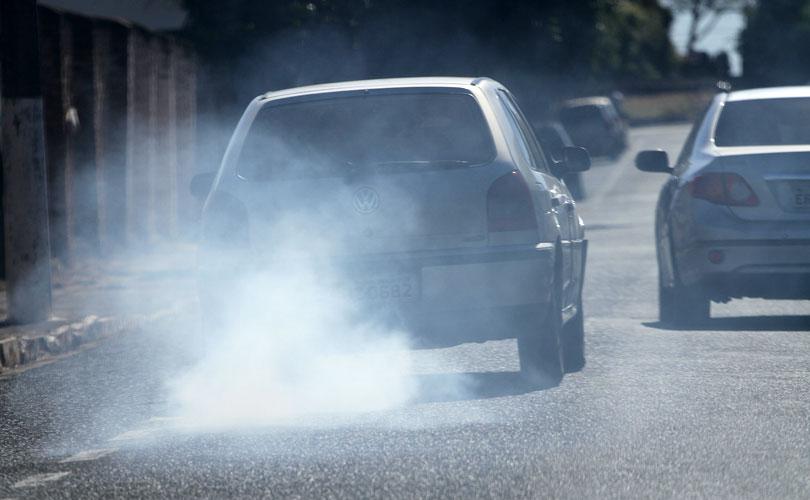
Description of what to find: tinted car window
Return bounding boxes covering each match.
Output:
[238,92,495,180]
[714,98,810,147]
[559,105,603,126]
[498,91,549,172]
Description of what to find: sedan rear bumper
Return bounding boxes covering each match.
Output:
[342,242,558,341]
[677,239,810,300]
[198,242,559,336]
[336,242,557,311]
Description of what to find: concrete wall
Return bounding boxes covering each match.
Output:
[36,6,197,261]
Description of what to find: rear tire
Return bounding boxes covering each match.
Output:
[517,277,564,386]
[562,299,585,373]
[659,277,710,327]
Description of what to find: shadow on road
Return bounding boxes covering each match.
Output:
[582,222,633,232]
[643,315,810,332]
[411,371,554,404]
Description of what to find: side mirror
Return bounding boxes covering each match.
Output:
[562,146,591,172]
[190,172,216,200]
[635,150,671,173]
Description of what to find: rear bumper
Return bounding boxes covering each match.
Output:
[674,201,810,298]
[682,200,810,243]
[677,239,810,299]
[198,242,557,321]
[342,243,558,341]
[336,242,557,311]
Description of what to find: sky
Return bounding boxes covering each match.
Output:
[669,8,746,76]
[38,0,747,76]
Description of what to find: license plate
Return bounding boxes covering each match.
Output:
[790,182,810,211]
[352,274,419,302]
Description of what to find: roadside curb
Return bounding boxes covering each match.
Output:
[0,308,182,373]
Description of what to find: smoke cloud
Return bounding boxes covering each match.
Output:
[166,217,425,430]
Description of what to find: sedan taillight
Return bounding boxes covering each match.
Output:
[487,171,538,232]
[688,173,759,207]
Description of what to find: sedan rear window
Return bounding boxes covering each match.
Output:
[559,105,603,126]
[714,98,810,147]
[237,92,495,180]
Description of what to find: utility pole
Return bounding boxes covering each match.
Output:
[0,0,53,323]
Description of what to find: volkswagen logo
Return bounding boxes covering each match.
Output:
[353,186,380,214]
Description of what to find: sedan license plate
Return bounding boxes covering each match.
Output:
[789,182,810,211]
[352,274,419,303]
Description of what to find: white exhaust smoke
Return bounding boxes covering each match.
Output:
[167,228,419,429]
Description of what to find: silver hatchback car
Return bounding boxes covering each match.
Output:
[637,86,810,326]
[193,77,591,383]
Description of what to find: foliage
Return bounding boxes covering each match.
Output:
[739,0,810,85]
[593,0,676,81]
[176,0,677,111]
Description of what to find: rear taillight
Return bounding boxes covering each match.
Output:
[487,171,538,232]
[688,173,759,206]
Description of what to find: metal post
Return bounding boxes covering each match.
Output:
[0,0,53,323]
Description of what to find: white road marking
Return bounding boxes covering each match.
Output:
[109,428,157,442]
[12,472,70,488]
[60,448,117,463]
[147,416,182,424]
[108,416,185,443]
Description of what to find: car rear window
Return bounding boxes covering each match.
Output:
[559,105,602,125]
[237,92,495,180]
[714,97,810,147]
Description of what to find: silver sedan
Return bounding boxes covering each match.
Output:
[636,86,810,326]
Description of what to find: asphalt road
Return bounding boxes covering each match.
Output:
[2,124,810,499]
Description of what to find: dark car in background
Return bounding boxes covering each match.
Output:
[636,86,810,326]
[533,121,585,200]
[557,96,628,159]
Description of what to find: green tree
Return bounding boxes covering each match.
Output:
[176,0,677,108]
[593,0,676,81]
[740,0,810,85]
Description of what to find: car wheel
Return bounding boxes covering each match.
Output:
[659,277,710,327]
[517,275,564,386]
[562,298,585,373]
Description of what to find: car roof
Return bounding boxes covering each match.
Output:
[726,86,810,102]
[261,77,499,100]
[559,96,613,108]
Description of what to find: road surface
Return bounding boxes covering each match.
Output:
[2,124,809,499]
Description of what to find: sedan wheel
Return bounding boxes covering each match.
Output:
[517,278,564,387]
[562,298,585,373]
[659,276,710,327]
